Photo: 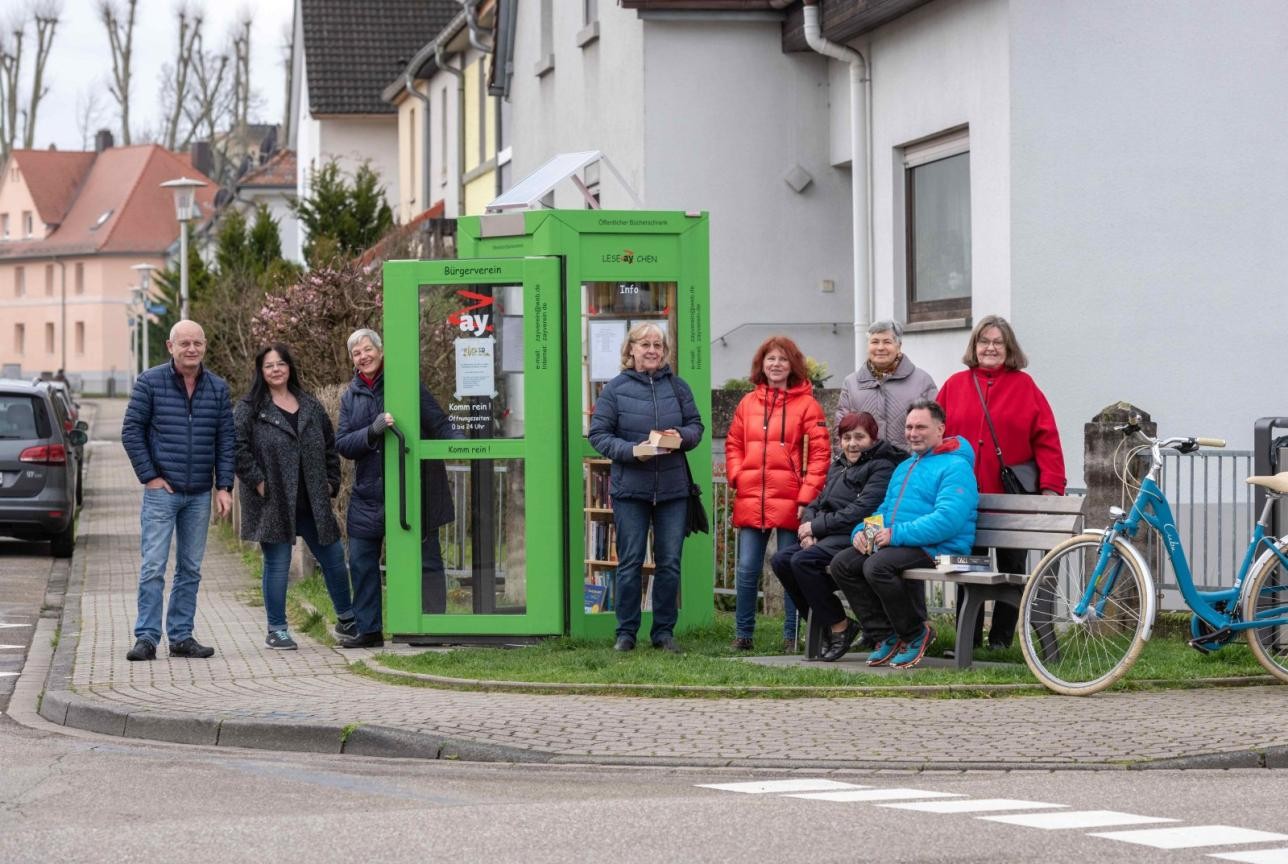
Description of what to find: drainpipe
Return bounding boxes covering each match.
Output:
[801,0,872,364]
[404,73,433,217]
[436,42,467,216]
[461,0,494,53]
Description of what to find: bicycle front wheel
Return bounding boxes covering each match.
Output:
[1019,534,1151,695]
[1242,542,1288,684]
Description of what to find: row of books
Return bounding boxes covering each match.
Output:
[586,468,612,509]
[585,521,656,566]
[584,569,654,613]
[935,554,993,573]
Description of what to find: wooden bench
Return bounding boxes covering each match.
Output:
[805,493,1085,668]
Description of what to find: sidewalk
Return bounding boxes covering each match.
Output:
[26,399,1288,769]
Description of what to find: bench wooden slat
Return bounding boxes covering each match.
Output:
[978,493,1085,514]
[903,568,1027,586]
[975,529,1076,550]
[976,512,1082,533]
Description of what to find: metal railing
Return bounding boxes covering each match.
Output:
[1156,448,1257,607]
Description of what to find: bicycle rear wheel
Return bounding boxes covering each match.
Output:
[1242,542,1288,684]
[1019,534,1151,695]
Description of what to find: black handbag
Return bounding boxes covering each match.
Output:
[681,453,710,536]
[971,375,1039,495]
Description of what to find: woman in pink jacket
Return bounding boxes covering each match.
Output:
[726,336,830,651]
[937,315,1066,648]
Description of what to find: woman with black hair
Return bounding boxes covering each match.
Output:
[234,343,354,650]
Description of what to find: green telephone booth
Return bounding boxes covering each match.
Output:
[381,209,712,642]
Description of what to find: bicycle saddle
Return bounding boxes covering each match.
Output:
[1245,471,1288,493]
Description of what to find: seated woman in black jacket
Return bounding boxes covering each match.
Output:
[770,411,902,659]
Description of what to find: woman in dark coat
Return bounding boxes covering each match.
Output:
[588,322,704,653]
[335,328,459,648]
[770,411,902,659]
[234,343,353,650]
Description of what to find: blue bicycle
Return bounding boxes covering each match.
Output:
[1019,419,1288,695]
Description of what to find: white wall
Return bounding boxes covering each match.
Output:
[642,18,856,387]
[863,0,1012,389]
[507,2,646,208]
[1010,0,1288,482]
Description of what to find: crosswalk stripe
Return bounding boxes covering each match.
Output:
[983,810,1178,830]
[1210,849,1288,863]
[881,799,1065,814]
[1091,826,1288,850]
[0,644,26,650]
[789,788,964,803]
[0,623,30,629]
[698,779,865,794]
[0,672,18,678]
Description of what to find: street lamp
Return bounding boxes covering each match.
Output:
[159,177,206,320]
[131,263,156,370]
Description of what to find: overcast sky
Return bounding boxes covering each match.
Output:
[15,0,294,151]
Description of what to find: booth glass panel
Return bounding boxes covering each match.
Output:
[432,458,527,615]
[418,283,526,439]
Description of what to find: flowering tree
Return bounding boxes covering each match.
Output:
[251,257,382,390]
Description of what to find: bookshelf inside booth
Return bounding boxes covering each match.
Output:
[581,281,676,617]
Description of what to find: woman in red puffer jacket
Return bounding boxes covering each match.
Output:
[726,336,830,651]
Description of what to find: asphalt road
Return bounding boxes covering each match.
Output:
[5,713,1288,864]
[0,538,60,713]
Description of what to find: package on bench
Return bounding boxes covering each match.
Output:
[935,554,992,573]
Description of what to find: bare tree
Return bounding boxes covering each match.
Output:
[0,19,23,161]
[184,29,229,145]
[160,4,202,150]
[279,17,293,143]
[99,0,137,145]
[75,82,107,150]
[230,12,251,133]
[22,0,60,148]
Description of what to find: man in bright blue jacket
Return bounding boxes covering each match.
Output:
[824,399,977,668]
[121,320,234,661]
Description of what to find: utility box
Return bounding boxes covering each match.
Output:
[381,209,713,642]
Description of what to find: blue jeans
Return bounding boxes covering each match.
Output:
[347,531,446,635]
[260,509,351,631]
[135,487,211,646]
[735,527,799,640]
[613,497,687,642]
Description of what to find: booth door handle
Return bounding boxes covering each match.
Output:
[389,425,411,531]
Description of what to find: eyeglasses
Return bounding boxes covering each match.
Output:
[633,341,665,350]
[263,362,289,371]
[976,338,1006,349]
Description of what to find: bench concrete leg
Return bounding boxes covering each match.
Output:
[954,587,984,670]
[805,609,826,660]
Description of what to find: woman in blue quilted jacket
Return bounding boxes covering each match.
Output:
[588,322,704,653]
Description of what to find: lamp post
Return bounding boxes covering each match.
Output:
[126,314,138,387]
[160,177,206,320]
[131,263,157,370]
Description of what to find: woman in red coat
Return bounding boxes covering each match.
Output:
[726,336,830,651]
[937,314,1066,648]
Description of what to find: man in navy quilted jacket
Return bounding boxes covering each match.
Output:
[121,320,234,661]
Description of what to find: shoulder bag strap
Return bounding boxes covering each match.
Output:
[971,373,1007,463]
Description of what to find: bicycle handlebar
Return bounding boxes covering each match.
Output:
[1195,437,1226,448]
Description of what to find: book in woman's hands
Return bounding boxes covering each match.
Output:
[862,515,884,549]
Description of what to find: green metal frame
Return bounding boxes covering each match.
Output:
[381,256,564,637]
[458,210,713,640]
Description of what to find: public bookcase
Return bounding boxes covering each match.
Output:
[381,209,713,642]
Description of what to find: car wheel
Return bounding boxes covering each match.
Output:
[50,522,75,558]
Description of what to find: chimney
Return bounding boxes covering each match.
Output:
[94,129,114,152]
[190,141,214,179]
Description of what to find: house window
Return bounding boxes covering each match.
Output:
[13,323,23,354]
[45,264,54,296]
[535,0,555,76]
[44,322,54,354]
[75,321,85,355]
[75,262,84,294]
[1,213,8,238]
[23,210,33,238]
[578,0,600,47]
[15,265,24,296]
[904,129,971,324]
[439,87,448,186]
[477,57,488,165]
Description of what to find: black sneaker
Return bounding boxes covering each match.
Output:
[652,634,682,654]
[333,618,358,640]
[338,631,384,649]
[169,637,215,658]
[125,639,156,661]
[266,630,298,650]
[613,635,636,652]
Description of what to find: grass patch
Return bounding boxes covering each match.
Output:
[371,610,1269,697]
[287,571,340,645]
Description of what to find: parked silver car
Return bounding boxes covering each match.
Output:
[0,380,86,557]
